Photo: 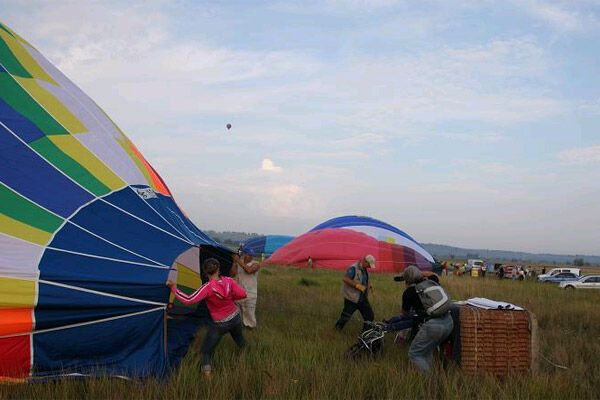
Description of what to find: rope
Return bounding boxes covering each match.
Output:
[539,353,569,370]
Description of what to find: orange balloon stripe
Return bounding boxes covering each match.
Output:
[0,308,33,336]
[127,142,171,196]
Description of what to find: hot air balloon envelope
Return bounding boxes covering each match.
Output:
[241,235,294,258]
[266,215,434,273]
[0,22,231,381]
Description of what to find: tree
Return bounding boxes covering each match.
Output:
[573,258,585,267]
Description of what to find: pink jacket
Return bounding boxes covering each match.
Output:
[171,276,247,322]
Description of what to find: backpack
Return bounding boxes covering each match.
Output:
[415,279,452,317]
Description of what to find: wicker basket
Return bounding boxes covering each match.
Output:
[459,305,538,376]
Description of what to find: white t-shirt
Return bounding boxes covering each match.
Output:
[236,261,259,297]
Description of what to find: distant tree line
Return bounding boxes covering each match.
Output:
[206,230,260,247]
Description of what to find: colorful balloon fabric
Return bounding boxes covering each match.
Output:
[267,215,434,273]
[0,22,228,380]
[241,235,294,258]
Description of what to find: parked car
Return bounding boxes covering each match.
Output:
[498,265,525,280]
[496,265,514,279]
[539,272,579,284]
[537,268,581,281]
[559,275,600,290]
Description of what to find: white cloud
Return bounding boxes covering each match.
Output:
[281,149,369,160]
[163,167,330,230]
[261,158,283,172]
[260,184,304,216]
[317,37,560,139]
[7,4,561,144]
[332,132,387,147]
[161,45,320,82]
[579,98,600,115]
[271,0,402,14]
[59,34,320,88]
[519,1,599,32]
[453,159,519,175]
[327,0,401,7]
[558,145,600,165]
[410,181,500,195]
[5,2,321,101]
[438,131,503,143]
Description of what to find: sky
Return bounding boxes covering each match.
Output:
[2,0,600,255]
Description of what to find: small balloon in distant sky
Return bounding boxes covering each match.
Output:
[226,123,232,130]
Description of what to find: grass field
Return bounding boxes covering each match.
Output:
[1,266,599,399]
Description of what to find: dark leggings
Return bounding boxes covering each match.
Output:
[335,298,374,331]
[201,313,246,370]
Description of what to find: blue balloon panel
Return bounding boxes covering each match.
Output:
[33,309,166,378]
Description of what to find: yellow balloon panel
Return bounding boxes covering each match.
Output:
[0,29,56,84]
[49,135,126,190]
[0,277,35,308]
[176,263,201,290]
[16,77,86,134]
[0,214,53,246]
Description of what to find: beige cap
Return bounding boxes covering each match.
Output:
[403,265,422,284]
[365,254,376,268]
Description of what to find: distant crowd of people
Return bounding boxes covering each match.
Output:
[441,261,545,280]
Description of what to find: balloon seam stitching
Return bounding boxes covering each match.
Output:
[164,206,212,243]
[46,246,170,269]
[38,279,167,305]
[0,274,167,306]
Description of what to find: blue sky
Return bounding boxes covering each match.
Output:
[3,0,600,255]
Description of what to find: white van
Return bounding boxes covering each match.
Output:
[537,267,581,281]
[466,259,485,271]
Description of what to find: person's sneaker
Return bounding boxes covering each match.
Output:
[202,365,212,379]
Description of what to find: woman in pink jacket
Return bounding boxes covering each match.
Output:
[167,258,247,376]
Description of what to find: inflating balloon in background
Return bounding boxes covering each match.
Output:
[241,235,295,258]
[266,215,434,273]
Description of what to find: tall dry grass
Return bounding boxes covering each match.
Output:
[1,266,599,399]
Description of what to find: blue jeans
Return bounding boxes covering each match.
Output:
[408,312,453,373]
[201,313,246,371]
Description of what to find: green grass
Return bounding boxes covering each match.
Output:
[1,266,599,399]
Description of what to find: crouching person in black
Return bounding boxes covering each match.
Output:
[384,271,441,341]
[400,266,453,373]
